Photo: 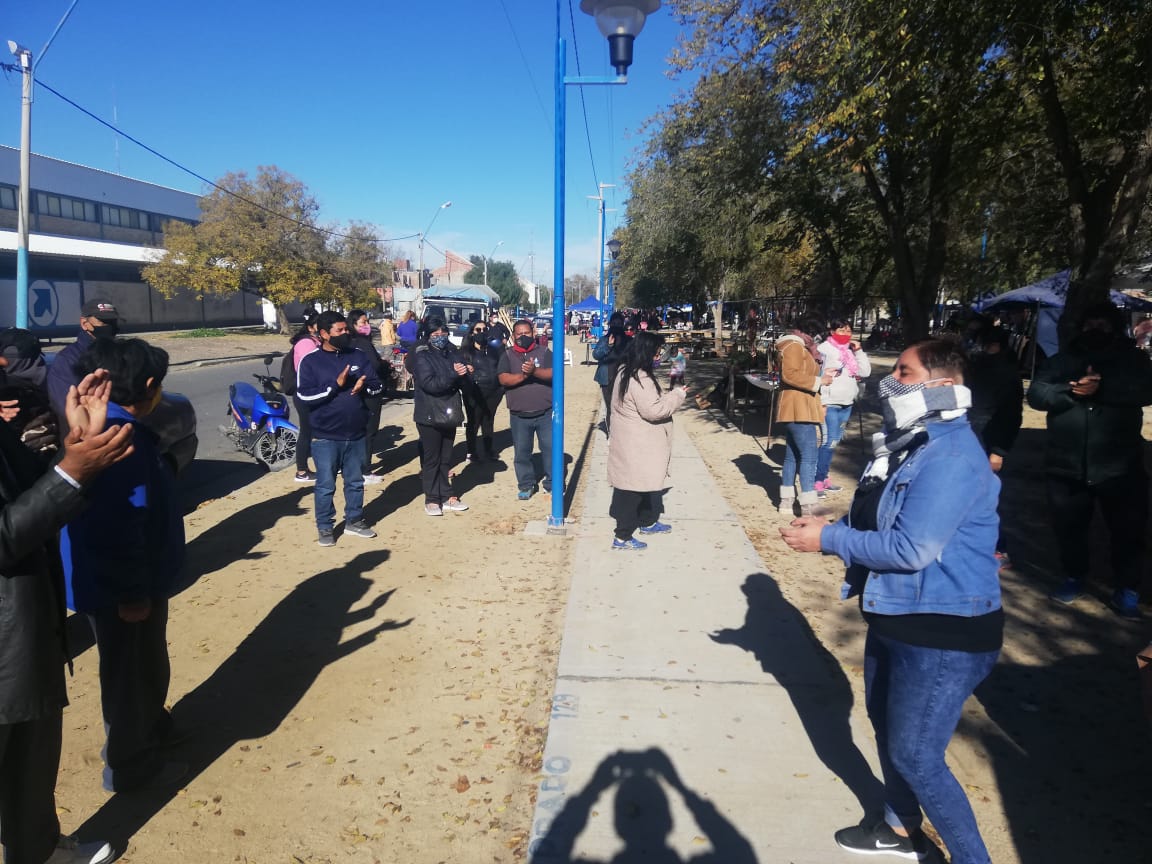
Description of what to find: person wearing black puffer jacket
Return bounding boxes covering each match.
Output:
[411,317,469,516]
[457,321,504,463]
[1028,303,1152,618]
[348,309,391,484]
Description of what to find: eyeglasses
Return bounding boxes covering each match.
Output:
[473,329,487,335]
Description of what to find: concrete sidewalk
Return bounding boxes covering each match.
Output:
[528,409,883,863]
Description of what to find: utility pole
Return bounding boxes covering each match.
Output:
[8,42,32,328]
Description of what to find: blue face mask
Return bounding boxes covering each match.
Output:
[429,334,450,350]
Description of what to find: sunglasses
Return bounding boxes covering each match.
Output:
[473,328,487,335]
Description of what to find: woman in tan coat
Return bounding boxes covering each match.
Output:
[776,323,834,516]
[607,331,687,550]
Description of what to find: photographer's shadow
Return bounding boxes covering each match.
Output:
[710,573,883,819]
[532,748,757,864]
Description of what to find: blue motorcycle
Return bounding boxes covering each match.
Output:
[221,356,298,471]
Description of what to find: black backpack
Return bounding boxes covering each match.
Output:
[280,350,298,396]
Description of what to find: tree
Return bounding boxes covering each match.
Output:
[1003,0,1152,342]
[145,166,389,333]
[463,256,522,308]
[328,221,394,312]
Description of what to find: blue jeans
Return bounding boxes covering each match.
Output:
[779,421,818,497]
[509,412,552,493]
[312,437,366,531]
[816,403,853,483]
[864,630,998,864]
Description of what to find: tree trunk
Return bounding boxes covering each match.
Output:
[275,304,292,335]
[714,278,728,354]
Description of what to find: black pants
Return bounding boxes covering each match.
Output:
[293,395,313,472]
[610,489,664,540]
[464,392,503,457]
[417,424,456,505]
[1048,472,1149,591]
[0,713,61,864]
[89,597,171,792]
[600,384,613,434]
[363,396,383,471]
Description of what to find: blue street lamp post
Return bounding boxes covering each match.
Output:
[605,237,621,317]
[549,0,660,533]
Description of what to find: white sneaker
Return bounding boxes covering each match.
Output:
[442,499,469,512]
[425,503,443,516]
[362,474,385,484]
[47,836,117,864]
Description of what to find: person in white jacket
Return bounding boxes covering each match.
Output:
[816,319,871,494]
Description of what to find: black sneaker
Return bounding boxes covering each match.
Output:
[834,821,927,859]
[317,529,336,547]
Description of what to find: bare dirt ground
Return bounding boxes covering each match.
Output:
[678,355,1152,864]
[54,347,602,863]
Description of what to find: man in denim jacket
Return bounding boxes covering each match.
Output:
[782,340,1001,864]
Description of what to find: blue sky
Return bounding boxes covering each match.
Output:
[2,1,693,291]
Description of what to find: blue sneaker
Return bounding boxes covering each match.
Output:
[517,489,534,501]
[1111,589,1142,620]
[639,521,672,535]
[611,537,648,551]
[1050,579,1086,604]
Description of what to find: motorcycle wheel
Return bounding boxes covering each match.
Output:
[255,429,297,471]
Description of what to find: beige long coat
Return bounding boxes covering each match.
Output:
[607,370,686,491]
[775,334,823,424]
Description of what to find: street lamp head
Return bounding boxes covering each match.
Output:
[606,238,622,260]
[441,201,452,209]
[8,41,32,67]
[579,0,660,75]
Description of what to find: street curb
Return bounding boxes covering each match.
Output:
[172,352,286,369]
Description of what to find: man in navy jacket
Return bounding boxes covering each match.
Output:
[45,299,120,418]
[297,311,384,546]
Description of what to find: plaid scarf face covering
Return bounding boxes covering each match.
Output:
[860,378,972,484]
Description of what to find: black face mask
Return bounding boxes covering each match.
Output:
[91,322,118,340]
[515,335,535,350]
[472,332,487,345]
[328,333,352,351]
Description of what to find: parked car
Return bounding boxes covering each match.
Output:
[533,316,554,339]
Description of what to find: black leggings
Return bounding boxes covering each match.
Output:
[600,384,614,433]
[610,489,664,540]
[292,396,312,472]
[465,391,503,456]
[417,424,456,505]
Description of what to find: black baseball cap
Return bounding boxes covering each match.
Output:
[81,299,119,321]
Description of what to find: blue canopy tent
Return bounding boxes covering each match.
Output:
[974,269,1152,360]
[568,295,601,312]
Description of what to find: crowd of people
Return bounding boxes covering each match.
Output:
[2,294,1149,864]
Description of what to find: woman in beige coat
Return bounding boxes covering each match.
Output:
[607,331,687,550]
[776,323,834,516]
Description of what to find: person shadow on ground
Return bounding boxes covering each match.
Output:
[74,550,411,854]
[531,748,758,864]
[709,573,884,819]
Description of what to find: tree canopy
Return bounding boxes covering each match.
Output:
[143,166,392,332]
[619,0,1152,341]
[462,256,523,308]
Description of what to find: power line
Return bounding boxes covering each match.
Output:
[26,74,417,245]
[496,0,552,135]
[567,0,600,187]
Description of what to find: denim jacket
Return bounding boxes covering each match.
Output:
[820,417,1001,617]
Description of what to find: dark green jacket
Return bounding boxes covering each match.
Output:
[1026,342,1152,484]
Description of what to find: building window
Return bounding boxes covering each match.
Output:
[0,186,15,210]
